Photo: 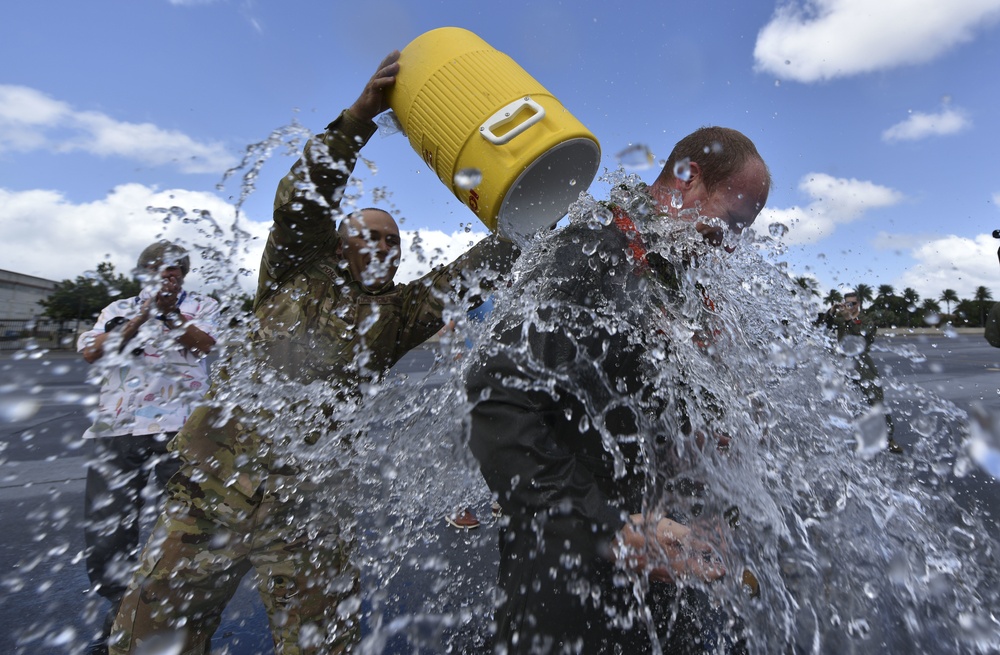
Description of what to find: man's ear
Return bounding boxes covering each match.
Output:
[682,161,703,190]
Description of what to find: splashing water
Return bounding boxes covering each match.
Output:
[354,169,1000,653]
[616,143,656,170]
[454,168,483,190]
[9,128,999,654]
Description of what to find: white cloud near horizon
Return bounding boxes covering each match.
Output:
[0,85,237,174]
[882,106,971,142]
[0,185,265,296]
[754,0,1000,83]
[894,232,1000,300]
[0,184,489,301]
[755,173,904,245]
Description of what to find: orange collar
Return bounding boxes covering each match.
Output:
[612,205,649,273]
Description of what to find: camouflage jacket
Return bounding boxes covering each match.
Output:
[171,110,516,496]
[822,309,879,385]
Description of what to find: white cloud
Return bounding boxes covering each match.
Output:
[993,192,1000,207]
[882,107,971,142]
[0,185,266,296]
[0,85,237,174]
[895,233,1000,300]
[0,184,491,302]
[754,173,904,245]
[754,0,1000,82]
[397,229,490,283]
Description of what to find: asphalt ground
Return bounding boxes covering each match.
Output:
[0,332,998,654]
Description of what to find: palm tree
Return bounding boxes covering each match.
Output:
[854,283,874,305]
[920,298,942,327]
[939,289,959,315]
[974,286,994,326]
[877,284,895,298]
[793,276,820,298]
[901,288,920,326]
[824,289,843,307]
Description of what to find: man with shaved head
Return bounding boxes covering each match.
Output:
[110,51,517,655]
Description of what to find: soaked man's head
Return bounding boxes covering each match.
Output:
[651,127,771,243]
[337,208,401,291]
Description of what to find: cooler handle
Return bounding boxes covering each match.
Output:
[480,97,546,145]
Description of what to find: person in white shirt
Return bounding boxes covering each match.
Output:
[78,241,219,653]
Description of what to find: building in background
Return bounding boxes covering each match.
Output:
[0,270,58,350]
[0,269,56,320]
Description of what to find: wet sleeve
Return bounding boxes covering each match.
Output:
[257,110,377,306]
[76,300,127,352]
[395,234,520,352]
[466,234,629,560]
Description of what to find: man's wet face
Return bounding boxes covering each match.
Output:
[678,158,770,248]
[340,210,401,289]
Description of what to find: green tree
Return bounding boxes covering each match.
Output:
[854,283,874,305]
[939,289,959,315]
[824,288,843,306]
[901,288,921,327]
[917,298,941,327]
[876,284,895,299]
[974,286,994,326]
[39,262,141,322]
[793,276,820,298]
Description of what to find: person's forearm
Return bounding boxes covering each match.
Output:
[175,325,215,355]
[81,332,110,363]
[158,310,215,355]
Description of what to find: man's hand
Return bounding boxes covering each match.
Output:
[613,514,725,584]
[154,278,182,314]
[348,50,401,123]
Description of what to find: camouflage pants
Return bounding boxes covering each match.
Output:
[109,463,360,655]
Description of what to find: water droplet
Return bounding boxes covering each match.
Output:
[569,178,577,186]
[768,222,789,238]
[590,205,614,228]
[615,144,654,170]
[453,168,482,190]
[911,413,939,438]
[670,189,683,210]
[838,335,866,357]
[126,631,185,655]
[0,398,40,422]
[854,406,888,458]
[924,312,941,326]
[673,157,692,182]
[774,79,781,87]
[968,403,1000,477]
[45,627,76,646]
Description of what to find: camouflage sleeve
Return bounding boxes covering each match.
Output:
[394,234,519,351]
[255,110,378,307]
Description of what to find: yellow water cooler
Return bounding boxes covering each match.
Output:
[387,27,601,242]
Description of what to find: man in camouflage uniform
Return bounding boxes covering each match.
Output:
[109,51,516,655]
[822,291,902,454]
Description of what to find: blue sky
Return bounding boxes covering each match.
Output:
[2,0,1000,306]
